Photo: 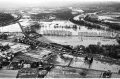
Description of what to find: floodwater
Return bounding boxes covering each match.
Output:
[0,19,118,47]
[37,21,109,35]
[42,36,118,47]
[0,19,29,32]
[36,21,118,47]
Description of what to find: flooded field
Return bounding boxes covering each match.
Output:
[36,21,118,47]
[37,21,111,35]
[42,36,118,47]
[0,19,118,47]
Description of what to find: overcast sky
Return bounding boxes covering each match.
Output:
[0,0,120,8]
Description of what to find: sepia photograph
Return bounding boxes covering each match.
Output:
[0,0,120,78]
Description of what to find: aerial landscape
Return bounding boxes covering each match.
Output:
[0,0,120,78]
